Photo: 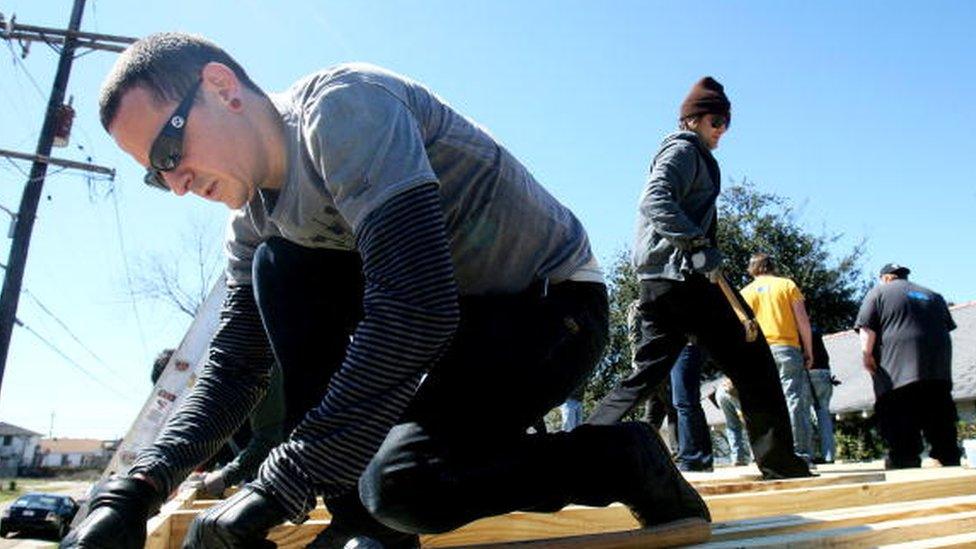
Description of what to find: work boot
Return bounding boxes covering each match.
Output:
[619,422,711,527]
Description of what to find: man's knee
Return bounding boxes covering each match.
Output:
[359,425,457,534]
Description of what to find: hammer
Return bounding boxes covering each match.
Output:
[709,270,759,342]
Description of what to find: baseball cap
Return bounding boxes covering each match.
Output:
[879,263,910,277]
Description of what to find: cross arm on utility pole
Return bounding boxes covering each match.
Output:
[0,13,136,54]
[0,148,116,179]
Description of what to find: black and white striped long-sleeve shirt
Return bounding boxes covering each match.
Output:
[129,184,459,522]
[257,183,459,519]
[128,286,275,496]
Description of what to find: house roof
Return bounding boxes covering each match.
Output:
[37,438,106,455]
[0,421,42,437]
[703,300,976,425]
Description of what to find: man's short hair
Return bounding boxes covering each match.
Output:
[99,32,262,131]
[747,253,776,277]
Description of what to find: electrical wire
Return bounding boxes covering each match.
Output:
[14,316,134,401]
[21,288,140,391]
[3,39,47,101]
[1,157,69,184]
[108,187,149,358]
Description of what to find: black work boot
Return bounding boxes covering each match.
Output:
[308,491,419,549]
[619,422,711,527]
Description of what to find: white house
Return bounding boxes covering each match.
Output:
[0,422,42,476]
[33,438,112,470]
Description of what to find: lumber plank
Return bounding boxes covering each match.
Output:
[878,530,976,548]
[709,494,976,542]
[159,510,201,549]
[707,470,976,521]
[463,518,710,548]
[146,486,198,549]
[267,520,330,548]
[421,471,976,547]
[179,517,710,549]
[694,510,976,548]
[146,467,976,548]
[694,471,885,495]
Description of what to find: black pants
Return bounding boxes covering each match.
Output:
[358,280,672,534]
[875,380,961,468]
[252,239,364,434]
[588,275,809,478]
[256,239,655,535]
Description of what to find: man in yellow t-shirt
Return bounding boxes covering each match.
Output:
[740,253,815,462]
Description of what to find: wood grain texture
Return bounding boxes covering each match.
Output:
[147,464,976,548]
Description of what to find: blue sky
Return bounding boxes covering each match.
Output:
[0,1,973,439]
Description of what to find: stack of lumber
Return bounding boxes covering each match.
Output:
[145,461,976,548]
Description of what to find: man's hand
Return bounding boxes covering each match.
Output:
[804,353,814,370]
[862,351,877,374]
[60,477,161,549]
[201,470,228,498]
[182,484,284,548]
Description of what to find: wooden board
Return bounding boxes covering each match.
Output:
[710,495,976,542]
[146,463,976,548]
[698,510,976,548]
[694,471,885,496]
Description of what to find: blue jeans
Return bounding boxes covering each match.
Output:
[771,345,814,462]
[808,369,835,462]
[670,345,713,470]
[560,399,583,431]
[716,384,750,465]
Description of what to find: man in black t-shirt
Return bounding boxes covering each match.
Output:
[855,263,961,468]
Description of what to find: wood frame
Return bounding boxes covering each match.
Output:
[145,463,976,548]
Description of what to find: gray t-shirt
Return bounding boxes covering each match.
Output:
[855,279,956,394]
[226,63,599,294]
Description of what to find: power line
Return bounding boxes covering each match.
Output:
[21,288,139,391]
[3,39,48,101]
[109,187,149,358]
[14,316,133,401]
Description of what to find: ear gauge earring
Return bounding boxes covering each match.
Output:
[230,98,242,109]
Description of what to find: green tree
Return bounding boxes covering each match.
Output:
[717,180,869,333]
[582,250,639,414]
[584,181,869,408]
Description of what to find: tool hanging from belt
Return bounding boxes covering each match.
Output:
[709,270,759,343]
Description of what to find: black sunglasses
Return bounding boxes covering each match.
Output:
[708,114,730,130]
[144,79,203,190]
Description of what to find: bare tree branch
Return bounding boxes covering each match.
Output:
[131,215,223,319]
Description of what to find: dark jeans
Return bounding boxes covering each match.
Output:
[646,380,676,429]
[670,346,713,470]
[252,238,364,433]
[589,275,809,478]
[358,281,642,534]
[875,380,961,468]
[254,238,398,538]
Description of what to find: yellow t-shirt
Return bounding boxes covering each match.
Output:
[740,275,804,348]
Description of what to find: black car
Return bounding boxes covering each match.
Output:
[0,492,79,540]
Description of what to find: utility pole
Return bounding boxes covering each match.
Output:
[0,9,135,400]
[0,0,97,399]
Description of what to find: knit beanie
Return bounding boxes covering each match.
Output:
[680,76,731,121]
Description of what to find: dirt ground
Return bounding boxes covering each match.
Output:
[0,479,92,548]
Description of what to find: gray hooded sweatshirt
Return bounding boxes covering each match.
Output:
[633,131,721,281]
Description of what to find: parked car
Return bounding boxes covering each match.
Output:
[0,492,79,540]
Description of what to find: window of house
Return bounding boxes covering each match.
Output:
[2,436,11,446]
